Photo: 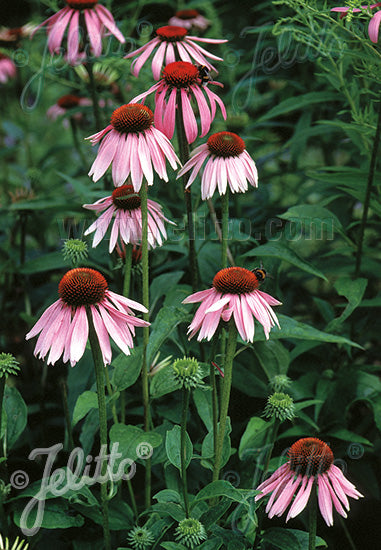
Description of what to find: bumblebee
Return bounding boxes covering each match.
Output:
[197,64,212,84]
[252,266,267,284]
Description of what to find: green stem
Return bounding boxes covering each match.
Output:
[308,483,317,550]
[140,182,151,507]
[60,378,74,451]
[209,334,219,460]
[120,390,126,425]
[262,419,280,480]
[69,117,87,166]
[355,93,381,276]
[104,367,118,425]
[123,243,133,297]
[175,91,199,291]
[221,190,229,269]
[338,515,358,550]
[86,308,111,550]
[85,61,102,131]
[213,322,237,482]
[181,388,190,517]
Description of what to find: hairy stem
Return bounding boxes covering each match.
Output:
[86,309,111,550]
[181,388,191,517]
[221,190,230,269]
[308,483,317,550]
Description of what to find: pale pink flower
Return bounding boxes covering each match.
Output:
[331,3,381,42]
[83,184,174,251]
[46,93,92,121]
[86,103,180,190]
[168,9,210,31]
[26,268,149,366]
[177,131,258,200]
[183,267,281,342]
[31,0,125,65]
[0,23,36,42]
[255,438,363,527]
[132,61,226,145]
[0,54,16,83]
[125,25,226,80]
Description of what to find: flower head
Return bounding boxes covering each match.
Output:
[83,184,174,251]
[0,24,35,43]
[175,518,207,548]
[127,526,154,550]
[255,437,363,526]
[47,94,92,121]
[125,25,226,80]
[0,353,20,378]
[331,3,381,42]
[86,103,180,190]
[172,357,203,390]
[31,0,125,65]
[26,268,149,366]
[177,131,258,199]
[269,374,292,393]
[263,392,295,422]
[132,61,226,144]
[183,266,281,342]
[168,9,210,31]
[0,54,16,83]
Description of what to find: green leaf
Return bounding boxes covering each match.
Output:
[279,204,343,233]
[72,391,98,427]
[109,424,162,466]
[150,271,184,311]
[261,527,327,549]
[241,241,327,281]
[146,306,190,366]
[160,543,187,550]
[252,340,290,379]
[326,428,372,446]
[193,480,255,506]
[165,425,193,470]
[193,388,213,432]
[260,314,362,348]
[13,499,84,532]
[150,364,179,399]
[326,277,367,330]
[154,489,182,504]
[3,386,27,449]
[201,419,231,471]
[198,539,224,550]
[111,346,143,391]
[256,92,339,123]
[239,417,270,460]
[20,252,67,274]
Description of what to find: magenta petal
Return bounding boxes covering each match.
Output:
[70,306,89,365]
[368,10,381,42]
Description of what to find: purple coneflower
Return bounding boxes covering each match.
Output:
[26,268,149,366]
[132,61,226,144]
[331,2,381,42]
[177,131,258,200]
[125,25,226,80]
[47,93,92,121]
[0,53,16,83]
[255,437,363,526]
[183,267,281,342]
[87,103,180,190]
[83,184,174,251]
[32,0,125,65]
[168,9,210,31]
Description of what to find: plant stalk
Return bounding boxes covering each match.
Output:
[175,91,199,291]
[181,388,190,517]
[308,482,317,550]
[355,93,381,276]
[86,308,111,550]
[221,190,229,269]
[123,243,133,297]
[212,322,237,482]
[140,182,151,507]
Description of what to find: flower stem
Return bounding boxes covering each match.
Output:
[308,483,317,550]
[209,334,219,459]
[85,61,102,131]
[140,182,151,508]
[213,321,237,482]
[206,199,235,266]
[0,377,5,457]
[181,388,190,518]
[86,308,111,550]
[355,93,381,276]
[104,367,118,425]
[123,243,133,297]
[60,378,74,451]
[69,117,87,166]
[221,190,229,269]
[175,91,199,291]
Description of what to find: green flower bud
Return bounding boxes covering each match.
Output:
[175,518,207,548]
[0,353,20,378]
[172,357,203,390]
[127,526,154,550]
[263,392,295,422]
[269,374,292,393]
[0,533,29,550]
[62,239,88,266]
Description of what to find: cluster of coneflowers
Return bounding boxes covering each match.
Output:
[21,1,363,548]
